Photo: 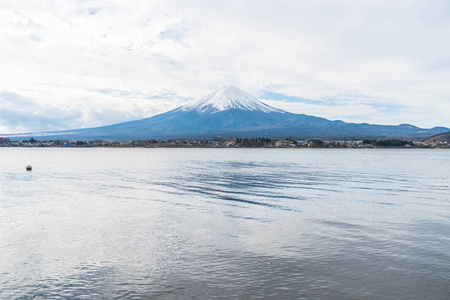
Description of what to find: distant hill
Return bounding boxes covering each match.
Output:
[425,131,450,143]
[4,86,449,140]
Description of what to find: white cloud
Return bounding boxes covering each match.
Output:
[0,0,449,133]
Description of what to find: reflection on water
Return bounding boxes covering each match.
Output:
[0,148,449,299]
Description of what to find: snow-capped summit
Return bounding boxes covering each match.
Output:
[178,86,285,114]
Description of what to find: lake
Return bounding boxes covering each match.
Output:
[0,148,449,299]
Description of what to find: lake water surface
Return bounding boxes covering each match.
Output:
[0,148,449,299]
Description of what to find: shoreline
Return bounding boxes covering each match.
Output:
[1,137,447,149]
[1,145,448,149]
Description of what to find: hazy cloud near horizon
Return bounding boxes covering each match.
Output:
[1,0,449,133]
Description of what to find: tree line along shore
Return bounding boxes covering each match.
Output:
[0,137,448,148]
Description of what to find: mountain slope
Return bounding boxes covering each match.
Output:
[425,131,450,143]
[4,86,449,140]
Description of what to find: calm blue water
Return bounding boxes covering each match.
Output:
[0,148,449,299]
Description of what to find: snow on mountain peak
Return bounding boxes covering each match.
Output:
[179,86,285,114]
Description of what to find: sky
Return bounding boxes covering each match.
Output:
[1,0,449,134]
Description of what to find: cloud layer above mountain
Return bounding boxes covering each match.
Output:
[1,0,449,133]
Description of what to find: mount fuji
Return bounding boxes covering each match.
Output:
[7,86,449,140]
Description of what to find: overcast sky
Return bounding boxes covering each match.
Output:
[1,0,449,134]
